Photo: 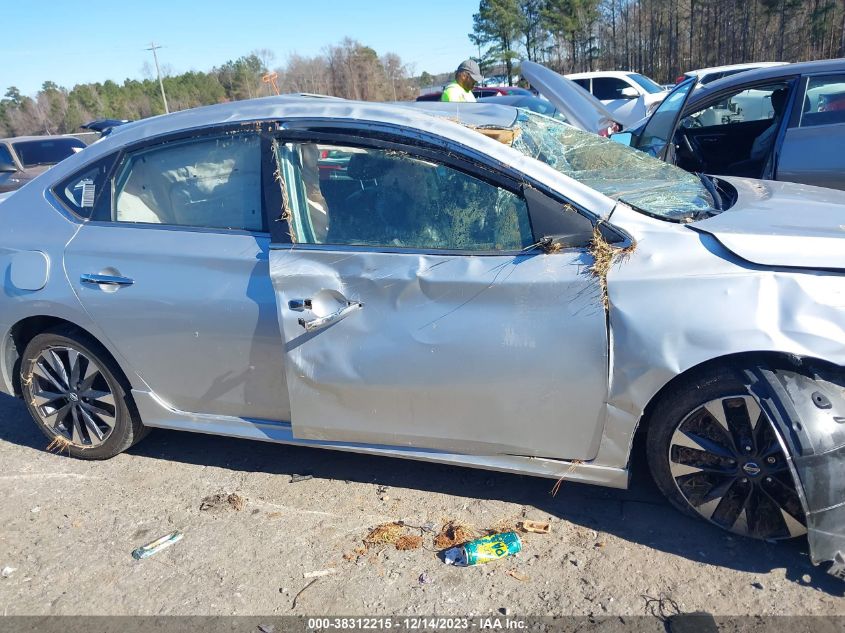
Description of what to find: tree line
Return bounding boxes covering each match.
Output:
[0,39,418,138]
[472,0,845,84]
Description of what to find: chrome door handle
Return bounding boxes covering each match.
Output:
[80,273,134,287]
[298,301,363,333]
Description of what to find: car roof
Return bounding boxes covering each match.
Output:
[565,71,639,80]
[685,61,787,76]
[688,58,845,104]
[0,135,86,143]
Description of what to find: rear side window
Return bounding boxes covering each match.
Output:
[799,75,845,128]
[592,77,630,100]
[53,154,117,219]
[112,134,264,231]
[0,145,15,168]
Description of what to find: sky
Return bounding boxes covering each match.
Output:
[2,0,481,96]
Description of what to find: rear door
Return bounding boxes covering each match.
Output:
[267,129,610,460]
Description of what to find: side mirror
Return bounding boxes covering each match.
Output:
[0,160,17,173]
[620,86,639,99]
[610,131,633,146]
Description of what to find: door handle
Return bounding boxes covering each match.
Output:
[298,301,363,333]
[80,273,134,287]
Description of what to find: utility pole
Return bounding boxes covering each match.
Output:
[146,42,170,113]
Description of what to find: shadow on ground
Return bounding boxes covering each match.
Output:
[1,391,840,596]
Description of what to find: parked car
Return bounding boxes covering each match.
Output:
[1,95,844,577]
[613,58,845,190]
[565,70,668,127]
[0,135,87,193]
[478,94,568,121]
[676,61,789,86]
[416,86,532,101]
[81,119,132,137]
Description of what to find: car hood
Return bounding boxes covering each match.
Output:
[521,61,617,133]
[692,177,845,271]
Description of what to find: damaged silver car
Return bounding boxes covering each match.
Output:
[0,96,843,577]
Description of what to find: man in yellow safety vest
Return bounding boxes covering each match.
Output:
[441,60,483,102]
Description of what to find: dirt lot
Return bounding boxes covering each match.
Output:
[0,391,842,619]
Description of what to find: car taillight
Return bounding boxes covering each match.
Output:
[320,150,329,159]
[675,75,686,84]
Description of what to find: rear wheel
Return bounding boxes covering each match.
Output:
[647,367,806,540]
[20,328,146,459]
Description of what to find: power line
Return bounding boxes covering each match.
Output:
[145,41,170,114]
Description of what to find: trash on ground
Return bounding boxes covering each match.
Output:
[365,522,405,545]
[395,535,423,550]
[506,569,530,582]
[1,566,17,578]
[303,567,337,579]
[131,531,183,560]
[290,474,313,483]
[518,520,550,534]
[291,578,318,610]
[442,531,522,566]
[433,521,477,549]
[418,572,432,585]
[199,492,245,513]
[30,507,41,514]
[257,625,275,633]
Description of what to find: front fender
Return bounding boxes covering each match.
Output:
[745,364,845,579]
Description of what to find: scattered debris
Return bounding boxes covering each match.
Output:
[376,484,389,501]
[418,572,433,585]
[550,460,584,496]
[257,625,275,633]
[46,435,72,454]
[506,569,530,582]
[30,507,41,514]
[587,223,636,310]
[395,535,423,550]
[303,568,337,579]
[199,493,245,513]
[365,522,406,545]
[343,545,368,562]
[434,521,477,549]
[443,532,522,566]
[518,520,550,534]
[131,531,183,560]
[499,607,512,616]
[643,593,682,621]
[290,474,313,483]
[751,582,763,590]
[267,512,283,519]
[594,541,606,549]
[1,566,17,579]
[801,574,812,584]
[291,578,318,610]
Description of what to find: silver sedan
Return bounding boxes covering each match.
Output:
[0,97,843,577]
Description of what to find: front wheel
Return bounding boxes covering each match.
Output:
[20,327,146,460]
[647,367,807,540]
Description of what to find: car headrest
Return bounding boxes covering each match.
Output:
[346,152,392,180]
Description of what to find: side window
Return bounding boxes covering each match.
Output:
[592,77,630,100]
[53,154,117,219]
[572,78,590,91]
[112,134,263,231]
[276,143,534,251]
[683,84,789,128]
[0,145,15,168]
[800,75,845,128]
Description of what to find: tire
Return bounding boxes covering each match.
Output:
[20,326,147,460]
[646,365,807,540]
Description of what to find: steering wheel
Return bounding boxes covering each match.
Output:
[675,129,706,172]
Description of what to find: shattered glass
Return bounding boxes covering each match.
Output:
[510,110,716,220]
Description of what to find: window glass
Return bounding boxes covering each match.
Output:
[0,145,15,168]
[572,78,590,90]
[277,143,534,251]
[12,138,85,167]
[591,77,632,100]
[113,134,263,231]
[682,84,788,128]
[53,154,116,219]
[800,75,845,128]
[627,73,664,94]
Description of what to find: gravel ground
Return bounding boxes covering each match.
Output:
[0,391,842,618]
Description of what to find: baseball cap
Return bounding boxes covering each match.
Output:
[456,59,483,83]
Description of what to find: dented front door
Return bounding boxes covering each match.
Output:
[268,139,610,460]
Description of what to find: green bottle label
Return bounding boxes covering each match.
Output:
[463,532,522,565]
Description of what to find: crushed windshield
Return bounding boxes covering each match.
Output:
[510,109,715,220]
